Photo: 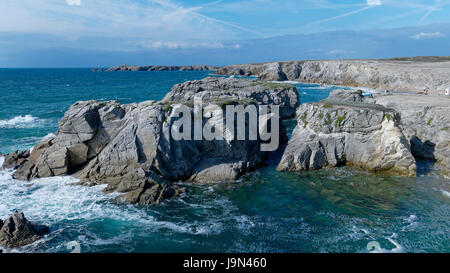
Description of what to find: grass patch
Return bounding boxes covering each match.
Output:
[427,117,434,126]
[335,112,347,127]
[300,112,309,128]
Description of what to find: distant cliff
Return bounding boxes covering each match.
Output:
[216,58,450,93]
[105,65,218,72]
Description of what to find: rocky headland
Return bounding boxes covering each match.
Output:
[3,78,296,205]
[277,89,450,177]
[277,90,417,176]
[2,61,449,208]
[216,58,450,93]
[106,65,218,72]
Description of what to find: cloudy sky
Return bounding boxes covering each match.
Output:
[0,0,449,67]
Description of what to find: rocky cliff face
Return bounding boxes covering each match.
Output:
[162,77,300,119]
[277,90,417,176]
[106,65,218,72]
[4,78,293,205]
[370,94,450,177]
[216,60,450,93]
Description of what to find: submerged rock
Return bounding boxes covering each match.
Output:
[278,94,417,176]
[162,77,300,119]
[0,212,50,248]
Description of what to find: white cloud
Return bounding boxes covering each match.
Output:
[411,32,446,40]
[139,41,242,50]
[66,0,81,6]
[367,0,382,6]
[0,0,251,49]
[329,49,346,55]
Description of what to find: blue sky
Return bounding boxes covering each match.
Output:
[0,0,449,67]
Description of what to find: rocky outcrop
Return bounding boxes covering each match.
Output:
[5,78,291,205]
[0,212,50,248]
[277,90,417,176]
[216,60,450,93]
[370,94,450,177]
[162,77,300,119]
[2,150,30,170]
[107,65,218,72]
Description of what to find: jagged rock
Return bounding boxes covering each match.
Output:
[0,212,50,248]
[11,78,289,204]
[162,77,300,119]
[216,60,450,93]
[278,95,417,176]
[2,150,30,170]
[371,94,450,177]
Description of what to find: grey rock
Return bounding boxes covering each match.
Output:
[162,77,300,119]
[328,89,365,103]
[107,65,218,72]
[2,150,30,170]
[278,95,417,176]
[12,78,289,205]
[0,212,50,249]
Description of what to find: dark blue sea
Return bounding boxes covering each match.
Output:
[0,69,448,253]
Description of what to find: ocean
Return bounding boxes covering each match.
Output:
[0,69,449,253]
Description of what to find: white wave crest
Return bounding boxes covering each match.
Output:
[0,115,44,128]
[442,190,450,198]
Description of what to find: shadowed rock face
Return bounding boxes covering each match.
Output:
[0,212,49,249]
[278,90,417,176]
[162,77,300,119]
[216,60,450,93]
[4,78,291,205]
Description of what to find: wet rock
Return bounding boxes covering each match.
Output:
[2,150,30,170]
[0,212,50,249]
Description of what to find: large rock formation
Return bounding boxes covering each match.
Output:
[277,90,417,176]
[0,212,50,249]
[216,59,450,93]
[162,77,300,119]
[370,94,450,177]
[106,65,218,72]
[4,78,292,205]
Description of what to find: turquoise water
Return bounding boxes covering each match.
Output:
[0,69,449,253]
